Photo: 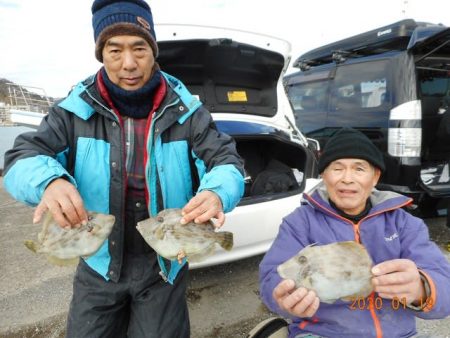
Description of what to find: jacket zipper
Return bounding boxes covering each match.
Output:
[146,98,180,216]
[85,88,128,280]
[304,194,413,338]
[145,98,180,281]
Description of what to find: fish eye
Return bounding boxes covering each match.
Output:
[297,255,307,264]
[157,216,164,222]
[88,215,93,221]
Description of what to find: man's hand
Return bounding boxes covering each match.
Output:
[181,190,224,228]
[33,178,88,229]
[273,279,320,318]
[372,259,426,305]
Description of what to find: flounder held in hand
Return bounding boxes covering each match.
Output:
[277,241,374,303]
[24,211,115,266]
[136,208,233,262]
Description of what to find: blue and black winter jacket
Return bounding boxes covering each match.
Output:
[4,71,245,283]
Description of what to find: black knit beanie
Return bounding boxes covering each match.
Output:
[92,0,158,62]
[318,128,385,173]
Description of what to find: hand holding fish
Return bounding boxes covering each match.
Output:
[33,178,88,229]
[181,190,224,227]
[277,242,374,303]
[136,208,233,263]
[372,259,426,306]
[25,210,115,266]
[273,279,320,318]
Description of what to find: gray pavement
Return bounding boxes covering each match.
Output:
[1,177,450,338]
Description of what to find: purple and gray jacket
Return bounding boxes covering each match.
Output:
[259,182,450,338]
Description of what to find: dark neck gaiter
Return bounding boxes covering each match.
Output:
[101,67,161,119]
[329,199,372,224]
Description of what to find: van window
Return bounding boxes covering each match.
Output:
[287,80,328,112]
[286,80,329,134]
[330,60,390,113]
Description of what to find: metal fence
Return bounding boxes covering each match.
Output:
[0,84,53,126]
[0,104,14,126]
[6,83,53,114]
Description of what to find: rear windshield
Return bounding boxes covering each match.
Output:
[285,60,391,134]
[285,80,328,113]
[330,60,390,112]
[287,60,390,114]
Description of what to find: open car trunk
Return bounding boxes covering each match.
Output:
[237,138,307,204]
[157,30,311,205]
[157,38,285,117]
[222,126,309,205]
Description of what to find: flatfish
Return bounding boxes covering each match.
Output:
[136,208,233,262]
[24,211,115,265]
[277,241,374,303]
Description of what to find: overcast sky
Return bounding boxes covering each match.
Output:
[0,0,449,98]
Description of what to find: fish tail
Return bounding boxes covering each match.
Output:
[24,240,38,253]
[46,255,80,266]
[216,231,233,251]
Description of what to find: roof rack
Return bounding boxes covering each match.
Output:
[293,19,432,70]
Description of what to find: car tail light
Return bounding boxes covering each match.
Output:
[388,100,421,157]
[388,128,421,157]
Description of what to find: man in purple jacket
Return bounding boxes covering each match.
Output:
[259,128,450,338]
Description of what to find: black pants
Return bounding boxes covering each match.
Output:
[66,253,190,338]
[66,198,190,338]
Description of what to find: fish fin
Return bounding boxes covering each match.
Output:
[340,295,359,302]
[46,255,80,266]
[321,298,338,304]
[340,295,354,302]
[155,227,165,240]
[215,231,233,251]
[187,244,216,263]
[24,240,39,253]
[277,261,301,280]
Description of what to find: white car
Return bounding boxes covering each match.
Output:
[156,24,320,269]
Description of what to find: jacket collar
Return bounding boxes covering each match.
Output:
[305,181,412,217]
[57,71,202,125]
[161,71,202,124]
[58,76,98,120]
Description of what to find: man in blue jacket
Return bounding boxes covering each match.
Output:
[3,1,244,337]
[259,128,450,338]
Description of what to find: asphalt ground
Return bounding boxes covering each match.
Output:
[1,177,449,338]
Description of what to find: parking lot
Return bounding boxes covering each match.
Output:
[0,177,449,338]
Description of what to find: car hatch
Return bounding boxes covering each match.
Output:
[155,24,296,131]
[408,26,450,61]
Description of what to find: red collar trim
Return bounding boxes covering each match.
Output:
[96,71,119,115]
[151,74,166,114]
